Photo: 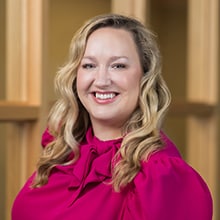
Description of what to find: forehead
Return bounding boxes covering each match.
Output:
[84,27,139,55]
[88,27,134,41]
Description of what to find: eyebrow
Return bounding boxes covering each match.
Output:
[82,56,129,61]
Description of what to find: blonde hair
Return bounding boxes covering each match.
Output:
[33,14,171,191]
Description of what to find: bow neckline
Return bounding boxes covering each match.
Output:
[54,127,123,205]
[85,127,123,153]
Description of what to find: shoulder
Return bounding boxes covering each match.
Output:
[139,131,187,181]
[137,131,212,196]
[130,132,213,219]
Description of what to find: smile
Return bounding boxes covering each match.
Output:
[95,92,117,100]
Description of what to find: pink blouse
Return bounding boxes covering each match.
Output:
[12,128,213,220]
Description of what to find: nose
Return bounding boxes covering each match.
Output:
[93,66,111,87]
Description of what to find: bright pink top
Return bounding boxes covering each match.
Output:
[12,128,213,220]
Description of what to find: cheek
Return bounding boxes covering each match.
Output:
[76,73,86,102]
[127,72,142,92]
[76,75,87,108]
[129,73,142,103]
[76,74,82,92]
[76,71,90,93]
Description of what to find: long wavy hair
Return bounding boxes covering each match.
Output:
[33,13,171,191]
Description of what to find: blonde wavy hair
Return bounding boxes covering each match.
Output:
[33,14,171,191]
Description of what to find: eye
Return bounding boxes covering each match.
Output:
[112,63,126,69]
[81,63,96,69]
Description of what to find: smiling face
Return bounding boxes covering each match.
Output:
[76,27,143,139]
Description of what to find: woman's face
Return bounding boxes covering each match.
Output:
[77,27,142,138]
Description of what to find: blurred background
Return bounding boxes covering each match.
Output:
[0,0,219,219]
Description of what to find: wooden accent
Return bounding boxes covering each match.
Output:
[111,0,147,24]
[187,0,219,219]
[169,101,218,117]
[5,1,47,219]
[0,101,39,121]
[187,0,219,104]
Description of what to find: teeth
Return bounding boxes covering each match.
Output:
[95,93,116,100]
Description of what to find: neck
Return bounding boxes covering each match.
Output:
[91,123,123,141]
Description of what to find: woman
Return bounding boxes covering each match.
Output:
[12,14,212,220]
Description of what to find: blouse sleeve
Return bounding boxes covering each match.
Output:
[123,155,213,220]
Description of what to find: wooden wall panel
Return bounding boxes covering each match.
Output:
[187,0,219,219]
[4,0,48,219]
[111,0,148,24]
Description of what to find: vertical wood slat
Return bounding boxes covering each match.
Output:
[5,1,47,219]
[6,0,25,101]
[187,0,219,219]
[5,2,27,219]
[187,0,218,103]
[111,0,147,24]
